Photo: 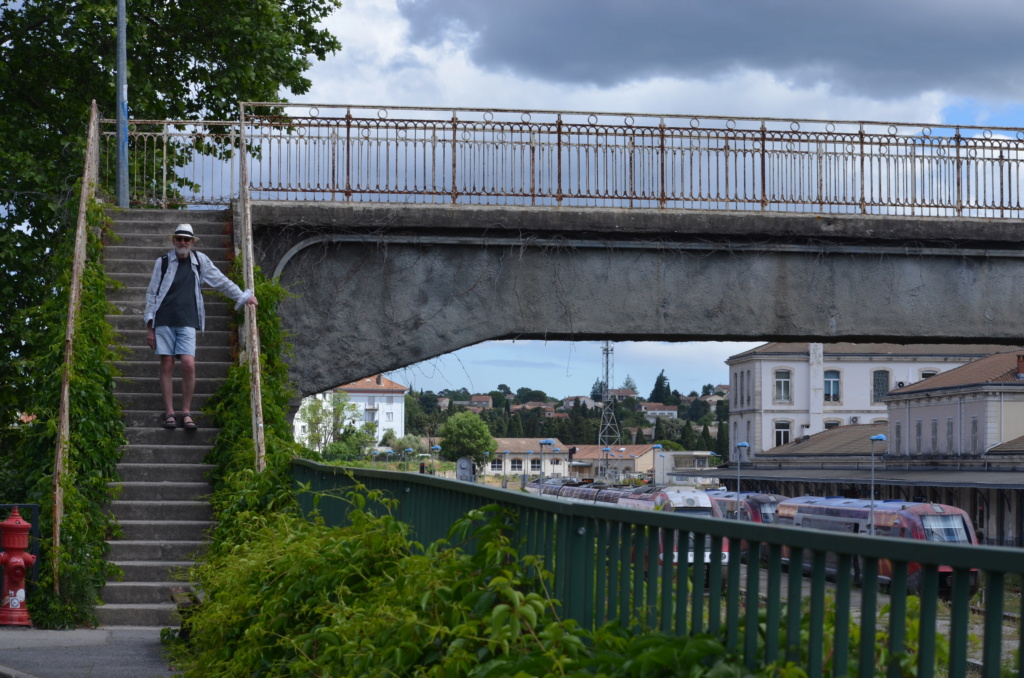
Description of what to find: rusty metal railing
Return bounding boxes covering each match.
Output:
[237,103,1024,218]
[102,105,1024,218]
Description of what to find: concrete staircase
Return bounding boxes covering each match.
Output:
[97,209,238,626]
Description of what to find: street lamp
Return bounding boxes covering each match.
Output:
[735,442,749,515]
[539,439,554,479]
[650,444,662,485]
[431,445,440,475]
[869,434,887,536]
[404,448,413,472]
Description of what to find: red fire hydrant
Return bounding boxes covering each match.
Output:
[0,508,36,626]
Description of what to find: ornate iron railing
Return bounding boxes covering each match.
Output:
[102,105,1024,218]
[295,460,1022,678]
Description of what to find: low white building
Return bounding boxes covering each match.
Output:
[727,342,1017,457]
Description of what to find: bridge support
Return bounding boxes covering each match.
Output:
[245,202,1024,396]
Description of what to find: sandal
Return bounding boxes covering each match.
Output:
[161,413,177,429]
[181,413,198,430]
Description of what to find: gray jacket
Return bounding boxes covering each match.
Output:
[144,250,252,331]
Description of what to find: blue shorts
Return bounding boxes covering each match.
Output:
[154,326,197,357]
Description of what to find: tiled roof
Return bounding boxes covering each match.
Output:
[492,438,569,454]
[729,342,1019,361]
[761,422,889,457]
[337,375,408,393]
[889,351,1024,395]
[569,444,662,460]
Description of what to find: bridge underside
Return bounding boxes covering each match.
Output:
[246,202,1024,397]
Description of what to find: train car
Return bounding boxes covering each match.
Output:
[774,496,979,594]
[524,478,728,580]
[706,491,788,523]
[707,491,789,561]
[526,478,723,516]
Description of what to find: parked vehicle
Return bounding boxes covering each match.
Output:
[774,496,979,594]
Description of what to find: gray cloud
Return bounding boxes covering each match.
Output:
[396,0,1024,103]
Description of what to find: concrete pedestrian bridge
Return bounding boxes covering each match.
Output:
[111,104,1024,396]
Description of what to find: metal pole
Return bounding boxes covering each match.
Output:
[868,434,886,536]
[116,0,129,207]
[870,440,875,535]
[736,442,749,519]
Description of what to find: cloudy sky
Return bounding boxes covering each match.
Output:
[294,0,1024,399]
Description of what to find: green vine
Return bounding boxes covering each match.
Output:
[0,196,126,628]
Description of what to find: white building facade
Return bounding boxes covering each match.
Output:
[727,343,1015,457]
[294,374,408,446]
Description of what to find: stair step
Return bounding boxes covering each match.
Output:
[101,582,191,605]
[94,603,180,627]
[108,501,213,522]
[122,425,220,446]
[105,291,234,317]
[119,520,214,541]
[114,482,211,502]
[118,445,210,464]
[114,376,225,395]
[114,360,233,381]
[113,560,195,582]
[106,540,206,562]
[121,409,223,429]
[115,392,217,412]
[117,463,214,483]
[107,313,234,332]
[105,208,232,227]
[117,343,235,363]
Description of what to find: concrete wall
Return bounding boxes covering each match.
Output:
[246,202,1024,397]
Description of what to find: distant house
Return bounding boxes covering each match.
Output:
[636,402,676,424]
[470,394,493,409]
[561,396,597,410]
[337,375,409,443]
[294,374,409,446]
[606,388,638,403]
[437,397,450,411]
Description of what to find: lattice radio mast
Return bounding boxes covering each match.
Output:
[598,341,620,447]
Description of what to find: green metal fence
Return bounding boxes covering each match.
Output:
[294,459,1023,677]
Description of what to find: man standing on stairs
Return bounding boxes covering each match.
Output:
[144,223,257,429]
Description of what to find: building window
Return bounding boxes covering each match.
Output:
[739,372,745,408]
[946,418,954,454]
[824,370,840,402]
[367,396,376,406]
[895,421,902,456]
[300,424,308,435]
[364,410,377,423]
[824,420,840,430]
[385,396,394,405]
[921,370,937,380]
[746,421,751,447]
[490,459,503,472]
[971,417,979,454]
[510,459,523,472]
[774,370,791,402]
[774,421,791,447]
[872,370,890,403]
[930,419,938,454]
[385,411,393,422]
[915,420,922,455]
[746,370,752,406]
[530,458,541,472]
[550,458,562,466]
